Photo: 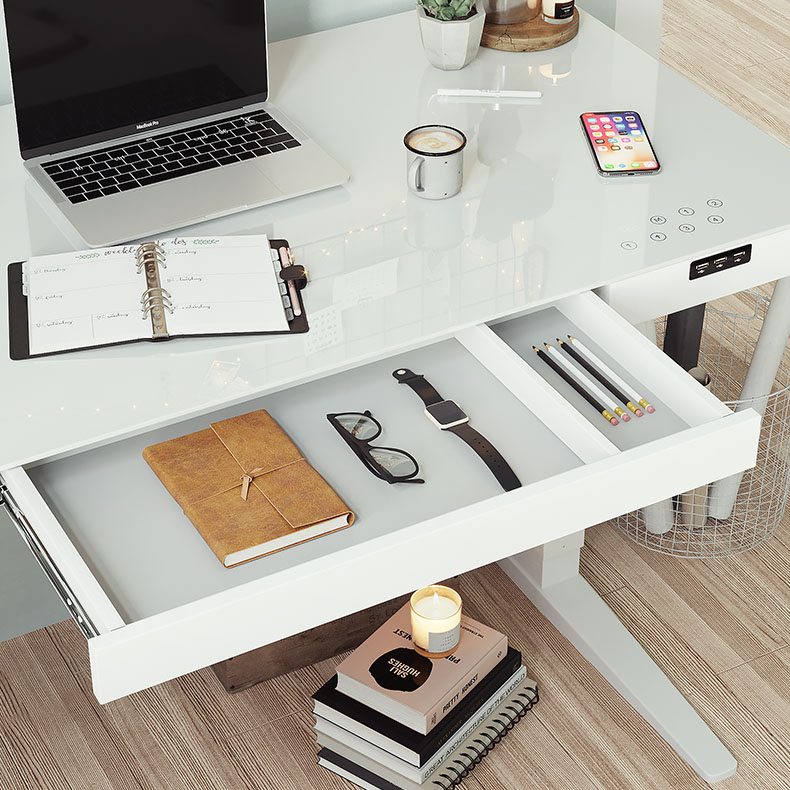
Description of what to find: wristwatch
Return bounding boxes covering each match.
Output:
[392,368,521,492]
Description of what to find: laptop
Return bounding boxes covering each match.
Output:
[2,1,349,247]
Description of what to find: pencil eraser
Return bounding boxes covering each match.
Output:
[621,414,631,422]
[610,417,619,425]
[635,409,644,417]
[646,405,656,414]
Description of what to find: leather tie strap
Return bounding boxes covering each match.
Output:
[239,467,268,500]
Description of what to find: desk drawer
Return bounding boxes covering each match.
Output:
[0,292,759,703]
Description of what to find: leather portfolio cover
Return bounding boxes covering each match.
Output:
[143,410,354,567]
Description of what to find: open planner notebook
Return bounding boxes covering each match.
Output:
[7,235,308,359]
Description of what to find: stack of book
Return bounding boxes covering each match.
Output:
[312,602,538,790]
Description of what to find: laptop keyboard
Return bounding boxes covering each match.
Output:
[41,110,301,204]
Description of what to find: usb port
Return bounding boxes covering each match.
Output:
[690,243,752,280]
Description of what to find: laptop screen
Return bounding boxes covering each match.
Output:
[4,1,268,158]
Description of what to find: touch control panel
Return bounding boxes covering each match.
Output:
[620,199,728,251]
[689,244,752,280]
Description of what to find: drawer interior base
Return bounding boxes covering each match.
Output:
[491,306,691,449]
[26,339,582,624]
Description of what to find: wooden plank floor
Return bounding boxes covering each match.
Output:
[1,2,789,788]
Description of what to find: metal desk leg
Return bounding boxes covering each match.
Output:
[499,532,738,784]
[663,303,707,372]
[708,276,790,519]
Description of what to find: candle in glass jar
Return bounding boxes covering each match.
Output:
[542,0,575,24]
[409,585,462,658]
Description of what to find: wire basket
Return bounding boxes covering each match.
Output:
[614,289,790,557]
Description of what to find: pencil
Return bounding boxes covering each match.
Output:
[558,339,643,418]
[568,335,655,414]
[533,346,618,425]
[545,343,630,422]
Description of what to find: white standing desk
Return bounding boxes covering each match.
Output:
[1,11,789,784]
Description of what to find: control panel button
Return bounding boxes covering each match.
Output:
[621,241,638,250]
[707,215,724,224]
[678,207,695,216]
[650,215,667,225]
[679,224,695,233]
[707,199,723,208]
[650,232,667,241]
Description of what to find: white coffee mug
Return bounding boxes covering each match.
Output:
[404,124,466,200]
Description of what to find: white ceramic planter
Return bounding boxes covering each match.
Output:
[416,6,486,71]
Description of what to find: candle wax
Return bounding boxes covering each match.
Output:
[412,591,458,619]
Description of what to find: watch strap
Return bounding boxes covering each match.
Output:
[392,368,443,406]
[449,423,521,492]
[393,368,521,492]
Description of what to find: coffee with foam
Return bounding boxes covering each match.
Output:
[407,128,464,154]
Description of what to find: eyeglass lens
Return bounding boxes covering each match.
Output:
[369,447,419,477]
[336,413,381,441]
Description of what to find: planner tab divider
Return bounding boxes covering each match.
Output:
[135,242,172,339]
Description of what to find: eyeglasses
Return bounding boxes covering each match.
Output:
[327,411,425,484]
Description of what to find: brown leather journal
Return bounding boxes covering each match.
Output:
[143,410,354,567]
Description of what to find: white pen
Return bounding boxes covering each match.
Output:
[568,335,655,414]
[437,88,542,99]
[545,343,630,422]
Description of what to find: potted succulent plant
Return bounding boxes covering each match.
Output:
[417,0,486,71]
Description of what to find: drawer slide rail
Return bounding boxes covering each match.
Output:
[0,482,98,638]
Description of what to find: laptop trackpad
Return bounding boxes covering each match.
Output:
[66,165,283,246]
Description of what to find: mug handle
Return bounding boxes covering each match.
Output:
[408,157,424,193]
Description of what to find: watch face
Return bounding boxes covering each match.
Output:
[426,400,467,426]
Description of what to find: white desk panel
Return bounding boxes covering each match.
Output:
[1,11,788,470]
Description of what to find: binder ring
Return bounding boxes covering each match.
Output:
[135,241,166,273]
[140,286,171,304]
[142,300,174,319]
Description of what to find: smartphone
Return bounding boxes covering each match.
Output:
[580,111,661,176]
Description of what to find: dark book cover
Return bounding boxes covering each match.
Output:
[313,647,521,765]
[318,748,398,790]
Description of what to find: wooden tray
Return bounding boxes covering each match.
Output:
[212,577,461,693]
[482,8,579,52]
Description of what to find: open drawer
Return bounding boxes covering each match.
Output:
[0,291,759,703]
